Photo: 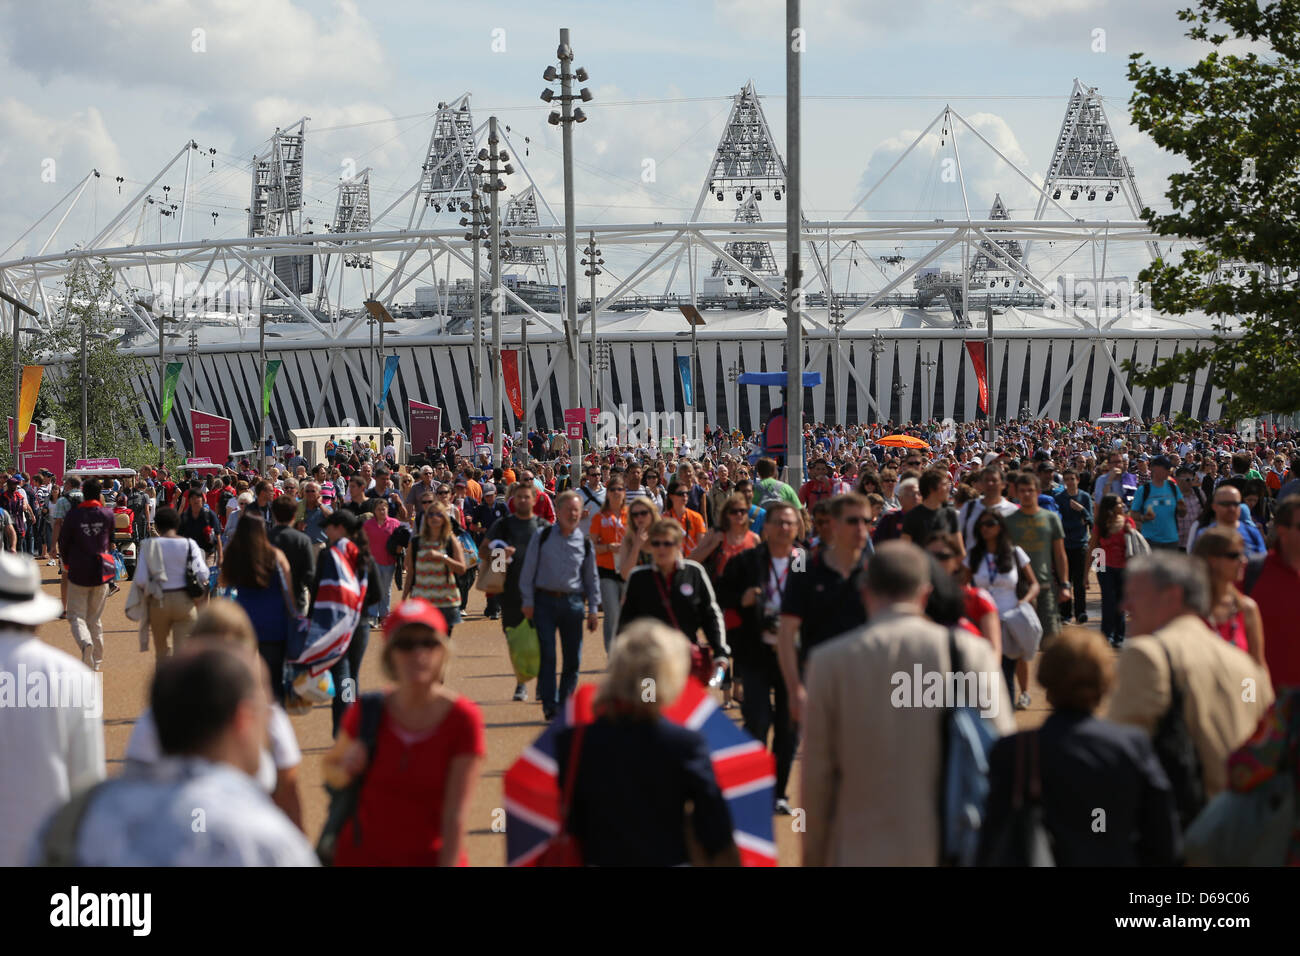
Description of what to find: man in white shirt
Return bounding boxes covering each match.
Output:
[30,643,316,866]
[0,551,105,866]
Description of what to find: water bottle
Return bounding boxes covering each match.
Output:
[708,661,728,688]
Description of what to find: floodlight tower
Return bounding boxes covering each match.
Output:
[415,95,480,220]
[1031,80,1159,260]
[316,168,372,313]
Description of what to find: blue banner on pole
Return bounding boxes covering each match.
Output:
[677,355,693,407]
[377,355,400,411]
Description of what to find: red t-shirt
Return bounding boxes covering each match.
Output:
[335,695,486,867]
[961,586,998,641]
[1253,551,1300,689]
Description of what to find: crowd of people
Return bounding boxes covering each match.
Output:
[2,411,1298,866]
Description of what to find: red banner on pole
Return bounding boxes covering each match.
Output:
[408,400,442,454]
[965,341,989,414]
[8,418,65,485]
[502,350,524,418]
[190,409,232,466]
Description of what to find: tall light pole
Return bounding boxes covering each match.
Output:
[482,117,513,466]
[462,192,487,417]
[727,362,741,432]
[829,304,846,426]
[594,340,611,422]
[869,329,886,426]
[583,233,603,412]
[784,0,804,486]
[921,352,938,424]
[542,27,592,490]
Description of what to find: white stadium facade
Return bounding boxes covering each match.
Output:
[0,81,1257,456]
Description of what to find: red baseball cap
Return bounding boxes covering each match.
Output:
[382,598,448,642]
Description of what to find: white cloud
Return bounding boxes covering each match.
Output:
[0,0,390,95]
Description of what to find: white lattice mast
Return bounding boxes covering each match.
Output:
[969,193,1023,278]
[710,194,778,278]
[316,168,372,311]
[502,186,546,278]
[415,94,480,219]
[248,117,308,238]
[1032,79,1158,259]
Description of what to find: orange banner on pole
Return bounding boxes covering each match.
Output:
[17,365,42,442]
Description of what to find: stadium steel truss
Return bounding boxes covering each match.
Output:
[0,80,1246,454]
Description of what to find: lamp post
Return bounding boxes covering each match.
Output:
[594,340,611,427]
[481,117,513,466]
[829,303,846,426]
[869,330,886,425]
[920,352,938,424]
[541,27,593,491]
[582,233,603,412]
[784,0,804,487]
[893,380,910,425]
[727,362,741,432]
[460,193,487,417]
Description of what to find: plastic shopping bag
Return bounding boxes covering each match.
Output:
[506,619,541,684]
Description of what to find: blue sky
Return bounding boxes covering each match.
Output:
[0,0,1219,292]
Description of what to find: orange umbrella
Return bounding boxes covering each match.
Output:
[875,434,931,450]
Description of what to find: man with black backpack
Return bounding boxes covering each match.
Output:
[486,482,550,703]
[1109,551,1274,824]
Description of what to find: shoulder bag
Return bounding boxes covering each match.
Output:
[982,731,1056,866]
[317,691,387,866]
[1152,641,1206,831]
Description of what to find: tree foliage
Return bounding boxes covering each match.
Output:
[0,259,182,471]
[1125,0,1300,418]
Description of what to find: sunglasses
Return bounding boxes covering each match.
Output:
[420,498,435,505]
[391,636,441,652]
[649,539,677,548]
[630,510,651,518]
[438,490,451,496]
[668,490,685,497]
[840,516,870,526]
[929,551,957,561]
[726,508,747,515]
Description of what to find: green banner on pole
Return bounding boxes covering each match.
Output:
[263,360,282,416]
[160,362,183,426]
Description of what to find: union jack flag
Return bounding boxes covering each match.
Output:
[505,680,778,866]
[287,538,367,679]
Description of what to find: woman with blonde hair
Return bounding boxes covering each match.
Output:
[554,619,737,866]
[617,495,660,582]
[323,599,485,866]
[1192,526,1265,667]
[402,499,467,636]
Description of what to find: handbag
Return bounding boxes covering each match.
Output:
[184,542,206,598]
[457,529,479,563]
[317,691,386,865]
[1124,525,1151,558]
[476,542,507,594]
[1152,641,1206,831]
[1000,602,1044,660]
[536,723,586,867]
[982,731,1056,866]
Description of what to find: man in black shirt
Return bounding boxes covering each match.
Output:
[485,482,549,701]
[338,476,376,518]
[778,493,873,724]
[901,468,963,559]
[267,495,315,614]
[177,488,222,593]
[718,500,802,814]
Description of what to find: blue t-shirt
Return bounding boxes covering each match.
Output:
[1133,479,1183,545]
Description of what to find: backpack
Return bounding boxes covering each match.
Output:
[979,731,1056,867]
[317,691,386,865]
[754,478,786,511]
[1152,641,1206,832]
[940,628,1001,866]
[38,780,118,865]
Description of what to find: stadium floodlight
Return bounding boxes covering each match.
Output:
[541,88,555,103]
[543,66,558,81]
[548,111,561,125]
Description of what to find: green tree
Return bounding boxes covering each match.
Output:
[1,259,181,471]
[1125,0,1300,418]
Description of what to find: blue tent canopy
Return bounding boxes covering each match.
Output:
[737,371,823,388]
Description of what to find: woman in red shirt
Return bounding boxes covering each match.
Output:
[323,599,485,866]
[1192,526,1266,667]
[1087,494,1134,649]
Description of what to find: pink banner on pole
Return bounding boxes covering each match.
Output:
[409,400,442,454]
[471,422,487,446]
[8,418,65,485]
[190,409,232,465]
[566,422,584,441]
[587,407,600,427]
